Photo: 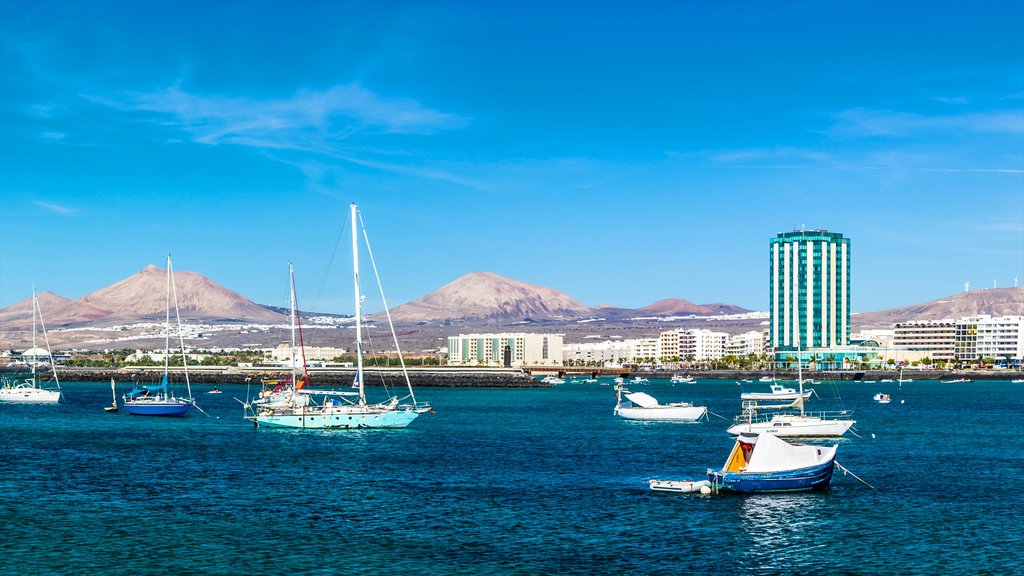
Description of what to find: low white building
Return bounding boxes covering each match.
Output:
[627,338,660,363]
[725,330,766,357]
[448,333,564,367]
[680,329,728,360]
[269,342,347,362]
[893,321,955,360]
[563,340,631,366]
[955,315,1024,363]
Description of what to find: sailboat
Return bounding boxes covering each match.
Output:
[614,387,706,421]
[0,289,62,404]
[246,262,313,414]
[248,203,430,429]
[104,378,119,412]
[726,345,854,437]
[121,255,194,417]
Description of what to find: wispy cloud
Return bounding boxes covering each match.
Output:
[828,107,1024,137]
[33,200,76,215]
[87,84,466,147]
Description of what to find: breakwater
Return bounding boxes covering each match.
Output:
[47,366,541,387]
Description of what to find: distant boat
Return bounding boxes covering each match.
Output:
[670,374,696,384]
[631,376,649,384]
[208,387,222,394]
[873,393,891,404]
[0,289,62,405]
[122,255,194,417]
[1012,379,1024,384]
[541,376,565,385]
[740,383,813,401]
[940,378,970,384]
[614,389,706,422]
[880,379,895,383]
[758,376,776,383]
[707,432,837,493]
[103,378,118,413]
[861,380,877,384]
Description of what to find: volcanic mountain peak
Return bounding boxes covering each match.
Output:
[387,271,591,323]
[853,286,1024,328]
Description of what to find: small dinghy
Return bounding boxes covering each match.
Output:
[649,479,711,494]
[873,393,891,404]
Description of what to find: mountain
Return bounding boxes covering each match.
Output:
[385,272,591,323]
[81,264,286,323]
[853,287,1024,328]
[0,265,287,330]
[633,298,749,316]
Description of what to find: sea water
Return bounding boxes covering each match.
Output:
[1,379,1021,575]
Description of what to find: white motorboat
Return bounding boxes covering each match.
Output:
[740,383,813,401]
[0,289,62,405]
[670,374,696,384]
[873,393,891,404]
[541,376,565,385]
[631,376,649,384]
[615,389,706,422]
[758,376,776,383]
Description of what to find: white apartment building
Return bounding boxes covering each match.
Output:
[955,315,1024,362]
[893,321,955,360]
[627,338,661,362]
[680,329,728,360]
[725,330,766,357]
[659,330,682,360]
[563,340,631,366]
[448,333,564,367]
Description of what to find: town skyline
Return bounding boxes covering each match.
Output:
[2,1,1022,314]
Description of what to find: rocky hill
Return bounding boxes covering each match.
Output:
[385,272,592,323]
[853,287,1024,328]
[0,265,287,330]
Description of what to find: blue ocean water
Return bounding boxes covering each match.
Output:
[1,379,1021,575]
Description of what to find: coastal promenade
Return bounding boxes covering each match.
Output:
[46,366,540,387]
[524,366,1024,381]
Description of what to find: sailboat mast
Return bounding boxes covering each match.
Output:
[797,340,805,417]
[31,285,37,385]
[165,255,171,393]
[351,203,366,406]
[289,262,297,390]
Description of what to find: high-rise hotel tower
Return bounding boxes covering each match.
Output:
[769,230,850,351]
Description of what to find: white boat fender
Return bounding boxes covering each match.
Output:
[700,485,712,495]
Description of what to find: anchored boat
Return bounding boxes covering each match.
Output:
[0,289,62,405]
[614,389,706,422]
[707,432,837,493]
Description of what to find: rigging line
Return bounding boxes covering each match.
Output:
[707,410,731,421]
[357,210,417,406]
[34,293,61,391]
[835,461,875,490]
[292,266,311,387]
[311,216,349,318]
[168,256,193,400]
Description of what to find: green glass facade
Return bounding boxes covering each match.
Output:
[769,230,850,352]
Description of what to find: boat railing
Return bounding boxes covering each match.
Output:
[733,408,854,424]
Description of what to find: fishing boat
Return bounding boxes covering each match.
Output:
[670,374,696,384]
[614,388,706,422]
[0,290,62,404]
[740,383,813,401]
[727,352,855,438]
[706,432,837,493]
[247,204,430,429]
[873,393,891,404]
[122,256,194,417]
[758,376,776,383]
[104,378,118,412]
[541,375,565,385]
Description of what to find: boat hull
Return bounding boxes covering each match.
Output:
[727,416,854,437]
[616,405,707,422]
[740,390,813,401]
[0,387,61,404]
[253,407,427,429]
[122,401,191,417]
[708,459,835,493]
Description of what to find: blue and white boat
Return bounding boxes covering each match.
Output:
[707,432,837,493]
[122,255,195,417]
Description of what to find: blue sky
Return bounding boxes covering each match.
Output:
[1,1,1022,315]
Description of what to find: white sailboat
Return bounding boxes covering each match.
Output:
[0,289,62,404]
[727,346,854,437]
[121,256,195,417]
[248,203,430,429]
